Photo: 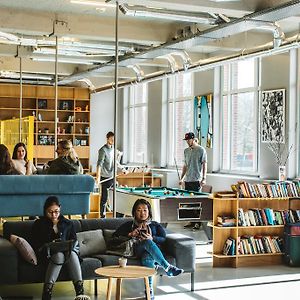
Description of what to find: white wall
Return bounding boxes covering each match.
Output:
[90,90,114,172]
[260,53,290,179]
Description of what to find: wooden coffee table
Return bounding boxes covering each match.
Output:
[95,265,156,300]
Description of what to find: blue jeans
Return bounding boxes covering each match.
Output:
[135,239,169,290]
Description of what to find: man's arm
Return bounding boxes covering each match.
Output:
[179,164,187,186]
[96,149,104,184]
[200,161,207,186]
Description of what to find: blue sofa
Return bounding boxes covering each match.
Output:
[0,218,196,294]
[0,175,95,217]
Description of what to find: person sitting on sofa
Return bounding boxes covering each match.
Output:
[113,198,183,300]
[0,144,21,175]
[31,196,89,300]
[12,142,37,175]
[46,140,83,174]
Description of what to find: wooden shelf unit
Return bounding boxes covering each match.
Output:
[117,172,162,187]
[0,83,90,171]
[212,194,290,268]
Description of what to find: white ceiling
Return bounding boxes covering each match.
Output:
[0,0,298,89]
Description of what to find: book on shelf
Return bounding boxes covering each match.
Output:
[217,215,236,227]
[230,180,300,198]
[222,237,235,255]
[238,235,284,255]
[216,192,237,198]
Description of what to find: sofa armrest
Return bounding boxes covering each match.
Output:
[164,233,196,272]
[0,236,18,283]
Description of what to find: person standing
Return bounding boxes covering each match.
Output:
[179,132,207,230]
[96,131,116,218]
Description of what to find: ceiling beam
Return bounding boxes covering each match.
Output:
[0,7,172,45]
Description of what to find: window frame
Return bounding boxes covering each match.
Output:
[127,83,148,164]
[167,72,194,168]
[220,58,260,175]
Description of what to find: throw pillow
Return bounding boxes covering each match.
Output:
[76,229,106,257]
[10,234,37,265]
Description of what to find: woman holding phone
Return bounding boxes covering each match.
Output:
[113,198,183,300]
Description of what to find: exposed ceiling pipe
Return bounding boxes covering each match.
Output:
[78,78,96,90]
[171,50,192,71]
[244,19,285,48]
[127,64,144,82]
[93,34,300,93]
[60,0,298,85]
[159,54,179,73]
[119,3,219,24]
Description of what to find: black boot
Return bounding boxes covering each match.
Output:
[42,283,54,300]
[74,280,84,296]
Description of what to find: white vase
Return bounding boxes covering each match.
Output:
[278,165,286,181]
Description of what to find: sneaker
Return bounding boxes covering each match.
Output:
[74,295,91,300]
[144,289,154,300]
[166,265,184,277]
[192,223,200,230]
[183,222,194,228]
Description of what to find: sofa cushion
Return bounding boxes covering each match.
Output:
[10,234,37,265]
[102,229,115,243]
[77,229,106,257]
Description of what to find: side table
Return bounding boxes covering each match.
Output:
[95,265,156,300]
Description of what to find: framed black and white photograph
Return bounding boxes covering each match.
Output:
[261,89,285,143]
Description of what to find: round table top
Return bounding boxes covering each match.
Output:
[95,265,156,279]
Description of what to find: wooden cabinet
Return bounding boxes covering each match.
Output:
[117,172,162,187]
[0,84,90,172]
[88,193,100,219]
[212,193,289,268]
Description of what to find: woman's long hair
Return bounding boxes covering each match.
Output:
[0,144,16,174]
[58,140,78,163]
[12,142,28,161]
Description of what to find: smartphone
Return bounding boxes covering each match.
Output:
[139,229,147,236]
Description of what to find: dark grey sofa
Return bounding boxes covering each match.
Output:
[0,218,196,294]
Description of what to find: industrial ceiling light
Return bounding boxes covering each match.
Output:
[0,31,19,42]
[70,0,115,7]
[32,57,94,65]
[209,0,240,2]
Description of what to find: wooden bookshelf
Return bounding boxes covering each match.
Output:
[212,193,289,268]
[0,83,90,171]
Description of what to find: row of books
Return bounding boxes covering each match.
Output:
[238,208,300,226]
[231,180,300,198]
[238,235,283,255]
[222,235,284,256]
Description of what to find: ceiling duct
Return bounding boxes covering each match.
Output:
[171,51,192,71]
[94,35,300,93]
[159,54,179,73]
[127,64,144,82]
[119,3,219,24]
[60,0,297,85]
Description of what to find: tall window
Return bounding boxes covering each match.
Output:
[128,83,148,163]
[167,73,193,167]
[221,58,259,173]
